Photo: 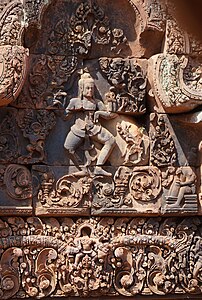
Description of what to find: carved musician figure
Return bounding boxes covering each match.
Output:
[62,73,116,176]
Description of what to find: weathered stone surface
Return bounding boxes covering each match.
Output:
[0,0,202,299]
[168,113,202,167]
[163,14,202,57]
[25,0,166,58]
[149,113,202,167]
[92,166,162,215]
[0,108,20,164]
[12,54,82,109]
[0,216,201,298]
[0,1,29,106]
[0,107,57,165]
[33,165,92,216]
[148,54,202,113]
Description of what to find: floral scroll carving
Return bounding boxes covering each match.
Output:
[0,247,22,299]
[0,1,29,107]
[37,170,92,215]
[0,217,200,298]
[0,1,201,299]
[4,164,32,200]
[48,1,127,57]
[0,163,33,215]
[99,57,147,114]
[92,166,162,215]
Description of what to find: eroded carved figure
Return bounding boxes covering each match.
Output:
[162,167,198,213]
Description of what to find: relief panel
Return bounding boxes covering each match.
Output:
[92,166,162,215]
[14,55,147,115]
[161,166,198,214]
[32,165,92,216]
[150,113,202,168]
[0,0,201,299]
[33,165,199,217]
[0,0,200,218]
[0,217,200,298]
[25,0,166,58]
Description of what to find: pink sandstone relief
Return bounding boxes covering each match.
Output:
[0,0,201,298]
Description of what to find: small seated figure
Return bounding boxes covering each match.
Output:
[168,167,196,208]
[64,73,116,177]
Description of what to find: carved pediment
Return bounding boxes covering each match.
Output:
[0,1,201,299]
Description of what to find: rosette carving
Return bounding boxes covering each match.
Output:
[4,164,32,200]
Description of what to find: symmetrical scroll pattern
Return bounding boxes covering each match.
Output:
[0,217,200,298]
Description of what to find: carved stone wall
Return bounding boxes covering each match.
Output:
[0,0,201,299]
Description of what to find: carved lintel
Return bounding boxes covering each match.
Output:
[0,217,199,297]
